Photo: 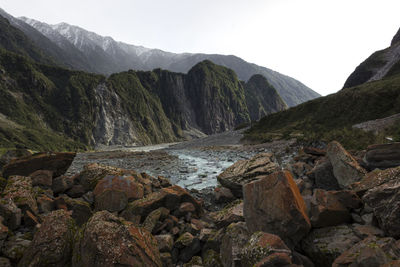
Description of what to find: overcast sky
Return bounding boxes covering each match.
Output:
[1,0,399,95]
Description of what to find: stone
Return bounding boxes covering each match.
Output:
[18,210,76,267]
[304,147,326,156]
[2,152,75,179]
[363,178,400,238]
[0,222,8,248]
[179,202,196,215]
[94,189,128,212]
[0,148,32,170]
[301,224,361,267]
[72,211,162,267]
[363,142,400,170]
[220,222,250,267]
[37,195,55,214]
[2,176,38,214]
[174,232,201,263]
[0,199,21,230]
[352,166,400,196]
[217,153,280,197]
[24,210,40,227]
[202,249,223,267]
[239,232,292,267]
[155,234,174,253]
[327,141,366,188]
[52,176,74,194]
[56,196,93,226]
[183,256,202,267]
[0,257,11,267]
[66,185,86,198]
[203,228,225,253]
[352,224,385,239]
[333,235,400,267]
[382,260,400,267]
[243,170,310,248]
[160,252,173,267]
[124,185,202,221]
[93,175,144,201]
[29,170,53,188]
[310,189,361,228]
[291,161,312,178]
[209,200,244,228]
[3,233,31,262]
[214,187,235,203]
[309,157,340,190]
[143,207,170,233]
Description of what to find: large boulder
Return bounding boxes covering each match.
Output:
[351,166,400,196]
[2,152,75,178]
[72,211,162,267]
[333,235,400,267]
[310,189,361,228]
[363,143,400,170]
[124,185,202,222]
[327,141,366,188]
[0,149,32,170]
[363,178,400,238]
[301,225,361,267]
[18,210,76,267]
[93,175,144,201]
[55,196,93,226]
[2,176,38,215]
[309,157,340,190]
[243,170,310,248]
[217,153,279,198]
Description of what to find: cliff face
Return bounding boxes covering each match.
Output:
[244,74,288,121]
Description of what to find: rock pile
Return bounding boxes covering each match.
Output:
[0,141,399,266]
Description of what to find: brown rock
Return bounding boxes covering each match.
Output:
[155,234,174,253]
[93,175,144,201]
[243,170,310,248]
[72,211,162,267]
[333,235,400,267]
[217,153,280,198]
[304,147,326,156]
[0,221,8,248]
[18,209,76,267]
[291,161,312,178]
[254,253,293,267]
[143,207,170,233]
[0,148,32,170]
[37,195,55,214]
[94,189,128,212]
[52,175,74,194]
[3,152,75,179]
[66,185,86,198]
[174,232,201,263]
[220,222,250,267]
[352,166,400,196]
[352,224,385,239]
[363,142,400,170]
[0,199,21,230]
[327,141,366,188]
[56,196,93,226]
[209,200,244,228]
[179,202,196,215]
[29,170,53,188]
[2,176,38,214]
[301,224,361,267]
[0,257,11,267]
[309,157,340,190]
[24,210,40,227]
[214,187,235,203]
[363,178,400,238]
[310,189,361,228]
[3,233,31,262]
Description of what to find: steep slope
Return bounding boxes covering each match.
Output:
[244,74,288,121]
[343,26,400,88]
[18,16,320,106]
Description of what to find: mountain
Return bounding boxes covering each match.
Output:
[15,15,320,106]
[343,27,400,88]
[246,27,400,149]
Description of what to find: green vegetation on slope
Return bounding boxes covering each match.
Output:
[245,73,400,149]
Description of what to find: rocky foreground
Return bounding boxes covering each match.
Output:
[0,142,399,266]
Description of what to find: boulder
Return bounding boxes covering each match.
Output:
[2,152,75,179]
[363,142,400,170]
[217,153,279,198]
[291,161,312,178]
[142,207,170,233]
[29,170,53,188]
[304,147,326,156]
[18,210,76,267]
[124,185,202,221]
[0,149,32,170]
[0,221,8,248]
[52,176,74,194]
[363,178,400,238]
[202,249,223,267]
[94,189,128,212]
[220,222,250,267]
[0,257,11,267]
[174,232,201,263]
[333,235,400,267]
[0,199,21,230]
[214,187,235,203]
[93,175,144,201]
[309,157,340,190]
[310,189,361,228]
[243,170,310,248]
[2,176,38,214]
[209,200,244,228]
[352,166,400,196]
[3,233,31,262]
[327,141,366,188]
[301,225,361,267]
[155,234,174,253]
[72,211,162,267]
[55,196,93,226]
[239,232,292,266]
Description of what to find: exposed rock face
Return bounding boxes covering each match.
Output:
[363,143,400,170]
[217,153,279,197]
[2,152,75,178]
[72,211,162,267]
[18,210,76,267]
[327,141,366,188]
[244,74,288,121]
[243,170,311,248]
[301,225,361,267]
[333,235,400,267]
[363,178,400,238]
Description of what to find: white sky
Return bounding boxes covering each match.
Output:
[1,0,399,96]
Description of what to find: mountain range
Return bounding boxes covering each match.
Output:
[0,8,319,107]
